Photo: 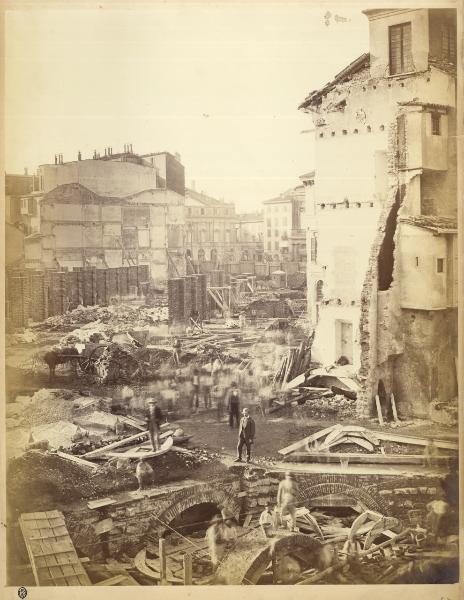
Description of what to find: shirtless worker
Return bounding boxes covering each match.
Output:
[277,471,299,532]
[146,398,164,452]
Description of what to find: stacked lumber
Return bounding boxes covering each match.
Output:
[274,334,314,389]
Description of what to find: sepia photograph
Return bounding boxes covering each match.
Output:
[2,0,461,594]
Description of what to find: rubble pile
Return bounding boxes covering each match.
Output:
[293,394,357,420]
[6,388,77,430]
[32,302,169,332]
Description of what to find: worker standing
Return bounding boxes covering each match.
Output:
[227,382,241,428]
[192,367,200,411]
[277,471,299,531]
[135,458,154,491]
[235,407,255,463]
[205,515,225,571]
[146,398,164,452]
[203,367,213,409]
[172,337,182,366]
[259,502,275,538]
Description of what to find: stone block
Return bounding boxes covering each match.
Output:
[427,487,437,495]
[258,498,269,506]
[247,499,257,507]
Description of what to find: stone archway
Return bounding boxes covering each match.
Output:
[297,479,390,516]
[154,485,241,537]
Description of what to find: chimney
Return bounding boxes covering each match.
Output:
[78,151,82,161]
[130,144,133,153]
[104,148,107,157]
[93,150,97,159]
[24,167,28,176]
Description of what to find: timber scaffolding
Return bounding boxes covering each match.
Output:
[167,269,259,322]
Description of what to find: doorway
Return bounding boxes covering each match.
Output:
[335,320,353,364]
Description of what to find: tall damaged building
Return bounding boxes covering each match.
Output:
[25,148,186,283]
[299,8,457,419]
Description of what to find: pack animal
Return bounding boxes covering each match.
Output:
[43,346,80,382]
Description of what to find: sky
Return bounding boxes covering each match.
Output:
[5,3,369,211]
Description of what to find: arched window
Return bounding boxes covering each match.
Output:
[316,280,324,302]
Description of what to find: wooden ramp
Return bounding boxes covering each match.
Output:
[19,510,91,586]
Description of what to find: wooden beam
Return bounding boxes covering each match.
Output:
[56,451,99,471]
[390,393,399,422]
[278,424,341,456]
[375,394,384,426]
[82,423,172,458]
[159,538,167,585]
[94,574,128,586]
[374,431,458,450]
[288,452,452,464]
[183,553,192,585]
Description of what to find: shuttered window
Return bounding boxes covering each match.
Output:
[441,23,456,63]
[310,235,318,263]
[389,22,413,75]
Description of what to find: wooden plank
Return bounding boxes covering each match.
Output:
[282,373,305,391]
[83,423,172,458]
[375,394,384,426]
[183,554,192,585]
[288,452,452,464]
[325,436,374,452]
[94,574,127,586]
[243,514,253,528]
[87,498,116,510]
[278,424,341,456]
[374,431,458,450]
[56,451,99,472]
[390,393,399,422]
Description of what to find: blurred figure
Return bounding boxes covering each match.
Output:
[277,471,299,531]
[227,382,241,428]
[426,493,450,541]
[205,515,225,571]
[135,458,153,491]
[192,367,201,411]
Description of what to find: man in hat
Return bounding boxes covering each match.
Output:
[146,398,164,452]
[259,502,275,538]
[235,407,255,463]
[277,471,299,531]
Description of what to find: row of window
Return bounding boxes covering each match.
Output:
[319,125,384,138]
[319,201,374,209]
[187,207,234,217]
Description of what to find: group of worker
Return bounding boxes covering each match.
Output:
[205,471,299,571]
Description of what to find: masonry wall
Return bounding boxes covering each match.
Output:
[59,469,448,562]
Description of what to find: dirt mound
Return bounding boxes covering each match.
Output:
[7,447,228,514]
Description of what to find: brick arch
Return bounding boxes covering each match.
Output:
[297,481,390,515]
[154,485,241,536]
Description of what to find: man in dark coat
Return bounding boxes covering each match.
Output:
[235,407,255,463]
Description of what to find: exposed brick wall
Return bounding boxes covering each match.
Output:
[63,470,444,562]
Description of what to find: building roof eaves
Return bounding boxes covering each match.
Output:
[298,53,370,110]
